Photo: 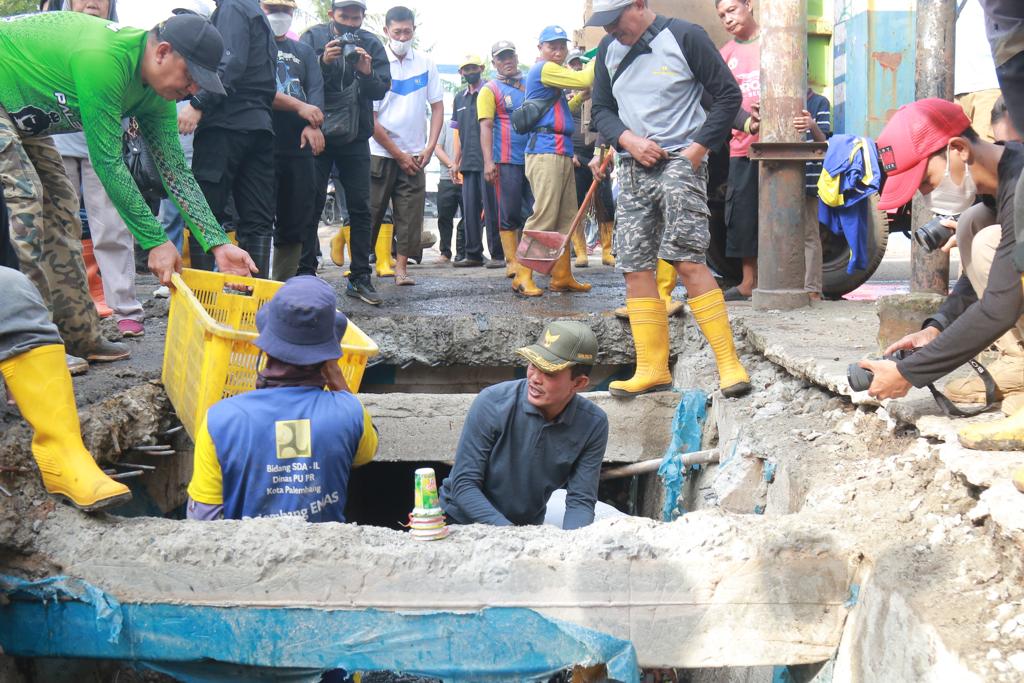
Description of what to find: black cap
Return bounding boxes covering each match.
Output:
[156,14,226,96]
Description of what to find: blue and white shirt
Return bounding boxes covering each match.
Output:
[369,45,444,158]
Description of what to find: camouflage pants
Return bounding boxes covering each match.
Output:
[0,106,102,356]
[614,153,711,272]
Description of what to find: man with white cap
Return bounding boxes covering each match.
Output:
[479,40,537,291]
[0,11,256,370]
[589,0,750,400]
[187,276,379,521]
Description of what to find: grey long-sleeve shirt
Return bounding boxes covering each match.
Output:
[899,142,1024,386]
[439,379,608,530]
[591,16,740,156]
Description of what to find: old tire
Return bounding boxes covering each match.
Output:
[821,198,889,298]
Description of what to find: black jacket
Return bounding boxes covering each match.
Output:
[192,0,277,133]
[301,23,391,143]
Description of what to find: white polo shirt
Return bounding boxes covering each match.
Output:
[369,45,444,158]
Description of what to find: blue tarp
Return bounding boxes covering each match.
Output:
[656,390,708,521]
[0,575,639,683]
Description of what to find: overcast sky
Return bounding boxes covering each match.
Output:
[115,0,589,68]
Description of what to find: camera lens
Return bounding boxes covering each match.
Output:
[847,363,873,392]
[912,217,952,253]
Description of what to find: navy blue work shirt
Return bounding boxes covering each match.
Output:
[439,379,609,530]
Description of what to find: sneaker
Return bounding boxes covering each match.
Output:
[153,285,171,299]
[438,253,451,263]
[117,319,145,338]
[346,277,382,305]
[66,353,89,376]
[484,258,504,269]
[453,259,483,268]
[84,339,131,363]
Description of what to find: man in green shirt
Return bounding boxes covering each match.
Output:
[0,11,255,363]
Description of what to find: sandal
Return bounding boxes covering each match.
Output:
[723,286,751,302]
[396,274,416,286]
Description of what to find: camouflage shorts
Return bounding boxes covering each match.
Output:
[613,153,710,272]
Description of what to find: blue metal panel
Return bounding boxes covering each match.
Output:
[833,5,916,137]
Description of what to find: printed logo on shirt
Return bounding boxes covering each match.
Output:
[652,65,679,77]
[275,419,312,459]
[10,105,59,136]
[727,57,739,70]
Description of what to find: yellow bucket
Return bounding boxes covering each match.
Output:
[161,269,378,440]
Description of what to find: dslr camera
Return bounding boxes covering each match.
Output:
[337,33,361,65]
[912,215,957,253]
[847,348,915,392]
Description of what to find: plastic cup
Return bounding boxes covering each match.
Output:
[414,467,439,511]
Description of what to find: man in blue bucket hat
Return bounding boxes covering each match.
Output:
[187,276,378,522]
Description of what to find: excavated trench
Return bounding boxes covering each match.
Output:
[4,271,1020,682]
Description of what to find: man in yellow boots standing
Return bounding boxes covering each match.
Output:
[589,0,750,399]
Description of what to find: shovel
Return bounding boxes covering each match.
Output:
[517,151,614,275]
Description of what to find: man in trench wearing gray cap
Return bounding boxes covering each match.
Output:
[186,276,379,522]
[440,321,625,530]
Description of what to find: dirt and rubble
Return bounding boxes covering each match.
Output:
[1,258,1024,679]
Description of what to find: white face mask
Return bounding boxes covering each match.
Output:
[266,12,293,38]
[923,144,977,217]
[389,37,412,57]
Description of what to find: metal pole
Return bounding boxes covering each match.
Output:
[910,0,956,294]
[752,0,810,311]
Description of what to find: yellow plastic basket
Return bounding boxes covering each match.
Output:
[161,269,379,440]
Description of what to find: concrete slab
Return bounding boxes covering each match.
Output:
[29,507,859,669]
[363,391,679,464]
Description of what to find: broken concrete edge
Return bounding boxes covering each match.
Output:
[15,506,860,669]
[355,314,689,368]
[833,562,984,683]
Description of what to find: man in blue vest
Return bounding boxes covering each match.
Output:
[520,25,595,295]
[186,276,378,521]
[479,40,538,294]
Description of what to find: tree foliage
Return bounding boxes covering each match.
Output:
[0,0,37,16]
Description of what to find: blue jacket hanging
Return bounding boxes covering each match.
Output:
[816,134,883,273]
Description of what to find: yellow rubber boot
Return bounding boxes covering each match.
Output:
[499,231,534,295]
[609,298,673,398]
[959,277,1024,451]
[375,223,395,277]
[330,225,350,267]
[657,259,685,318]
[599,221,615,266]
[0,345,131,511]
[549,248,591,293]
[572,230,589,268]
[959,406,1024,451]
[689,288,751,397]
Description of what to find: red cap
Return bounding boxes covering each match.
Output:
[876,98,971,211]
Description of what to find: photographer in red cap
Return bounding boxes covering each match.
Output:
[862,98,1024,450]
